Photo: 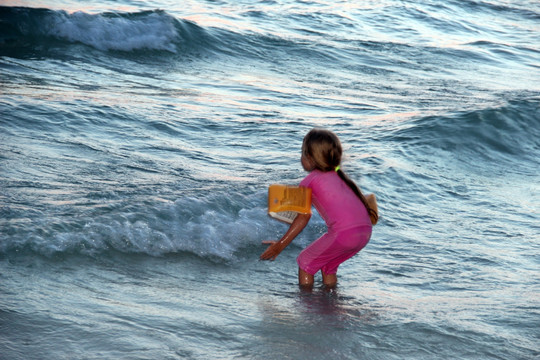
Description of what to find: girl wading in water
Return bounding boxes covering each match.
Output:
[261,128,378,288]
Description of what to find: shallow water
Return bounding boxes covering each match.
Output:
[1,1,539,359]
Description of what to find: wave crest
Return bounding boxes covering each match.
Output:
[386,98,540,161]
[45,10,180,52]
[0,192,284,261]
[0,7,199,53]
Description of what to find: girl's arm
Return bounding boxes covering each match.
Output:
[260,213,311,261]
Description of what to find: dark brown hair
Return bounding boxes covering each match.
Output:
[303,128,378,223]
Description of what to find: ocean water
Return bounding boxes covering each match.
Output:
[1,0,539,359]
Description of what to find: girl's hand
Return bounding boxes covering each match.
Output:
[260,241,284,261]
[260,213,311,261]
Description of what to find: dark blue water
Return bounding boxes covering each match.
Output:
[1,1,539,359]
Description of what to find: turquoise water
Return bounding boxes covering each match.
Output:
[1,1,539,359]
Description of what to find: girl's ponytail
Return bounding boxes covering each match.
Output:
[336,168,379,225]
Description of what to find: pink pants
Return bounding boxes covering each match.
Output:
[297,226,371,275]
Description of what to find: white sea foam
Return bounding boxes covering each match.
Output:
[46,10,179,52]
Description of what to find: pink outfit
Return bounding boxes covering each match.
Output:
[297,170,372,275]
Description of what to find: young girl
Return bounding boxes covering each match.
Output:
[260,128,378,288]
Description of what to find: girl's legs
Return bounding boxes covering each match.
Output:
[297,227,371,289]
[298,267,314,288]
[322,271,337,288]
[298,268,337,288]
